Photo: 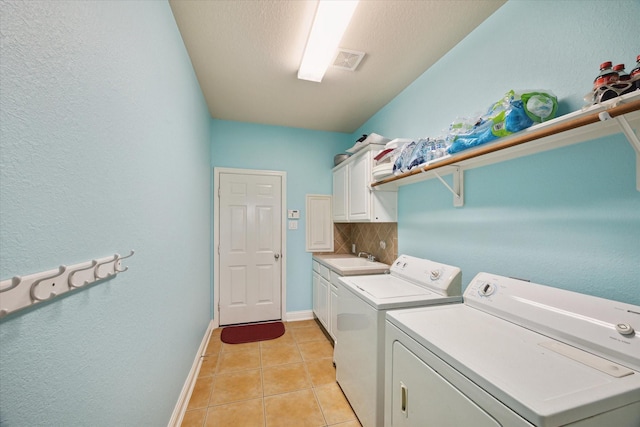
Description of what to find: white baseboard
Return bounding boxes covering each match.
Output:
[286,310,314,322]
[167,319,215,427]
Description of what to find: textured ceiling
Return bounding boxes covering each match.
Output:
[169,0,506,133]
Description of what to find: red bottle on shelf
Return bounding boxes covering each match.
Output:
[630,55,640,91]
[613,64,635,95]
[613,64,629,81]
[593,61,618,90]
[594,61,619,102]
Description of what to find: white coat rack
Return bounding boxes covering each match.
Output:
[0,250,134,318]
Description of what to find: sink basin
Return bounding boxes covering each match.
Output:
[325,257,383,268]
[320,257,390,275]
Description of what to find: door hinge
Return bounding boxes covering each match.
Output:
[217,245,220,254]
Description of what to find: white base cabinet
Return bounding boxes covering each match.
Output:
[312,259,341,341]
[330,275,339,340]
[312,272,329,330]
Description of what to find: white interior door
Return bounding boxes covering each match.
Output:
[219,172,282,326]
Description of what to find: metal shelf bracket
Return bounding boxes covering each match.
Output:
[599,111,640,191]
[433,166,464,207]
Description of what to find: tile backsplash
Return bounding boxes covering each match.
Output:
[330,223,398,265]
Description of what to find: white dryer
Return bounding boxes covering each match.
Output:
[334,254,462,427]
[385,272,640,426]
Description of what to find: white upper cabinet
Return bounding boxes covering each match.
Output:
[333,147,397,223]
[332,166,348,221]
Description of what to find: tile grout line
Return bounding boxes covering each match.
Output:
[296,326,329,427]
[183,322,357,427]
[259,341,266,427]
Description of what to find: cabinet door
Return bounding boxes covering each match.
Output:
[317,276,329,329]
[332,166,348,221]
[371,190,398,222]
[306,195,333,252]
[348,152,371,221]
[329,282,338,341]
[390,341,500,427]
[312,271,321,319]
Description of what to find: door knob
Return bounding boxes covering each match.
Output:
[274,254,280,260]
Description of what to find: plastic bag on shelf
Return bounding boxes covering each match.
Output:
[393,141,416,175]
[406,139,428,170]
[447,90,557,155]
[446,117,476,140]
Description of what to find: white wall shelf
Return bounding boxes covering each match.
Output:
[371,92,640,206]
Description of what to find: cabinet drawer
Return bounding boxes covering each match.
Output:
[331,272,342,288]
[312,260,320,273]
[318,264,331,281]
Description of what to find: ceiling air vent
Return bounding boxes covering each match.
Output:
[332,49,365,71]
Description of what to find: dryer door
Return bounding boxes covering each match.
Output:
[391,341,501,427]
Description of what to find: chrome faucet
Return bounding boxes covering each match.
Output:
[358,252,376,262]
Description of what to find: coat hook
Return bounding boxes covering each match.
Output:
[67,260,97,289]
[95,255,118,280]
[30,266,66,303]
[0,276,21,293]
[114,250,135,273]
[0,277,18,317]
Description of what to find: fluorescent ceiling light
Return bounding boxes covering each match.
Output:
[298,0,359,83]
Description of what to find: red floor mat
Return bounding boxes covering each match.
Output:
[220,321,285,344]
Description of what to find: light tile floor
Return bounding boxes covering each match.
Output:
[181,319,362,427]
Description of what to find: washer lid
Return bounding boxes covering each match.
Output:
[356,280,435,299]
[341,274,461,310]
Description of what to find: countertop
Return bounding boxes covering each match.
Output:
[313,254,390,276]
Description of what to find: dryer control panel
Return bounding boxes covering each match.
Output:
[465,272,640,372]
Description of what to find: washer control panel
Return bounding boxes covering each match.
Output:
[477,281,496,297]
[389,254,461,297]
[616,323,635,336]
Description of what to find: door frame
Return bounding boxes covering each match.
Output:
[213,167,287,328]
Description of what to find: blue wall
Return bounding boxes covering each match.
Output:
[211,120,351,313]
[355,0,640,304]
[2,1,638,425]
[0,1,211,425]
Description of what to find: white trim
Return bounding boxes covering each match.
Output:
[167,320,215,427]
[286,310,315,322]
[213,167,287,328]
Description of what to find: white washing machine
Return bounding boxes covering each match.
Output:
[334,254,462,427]
[385,272,640,426]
